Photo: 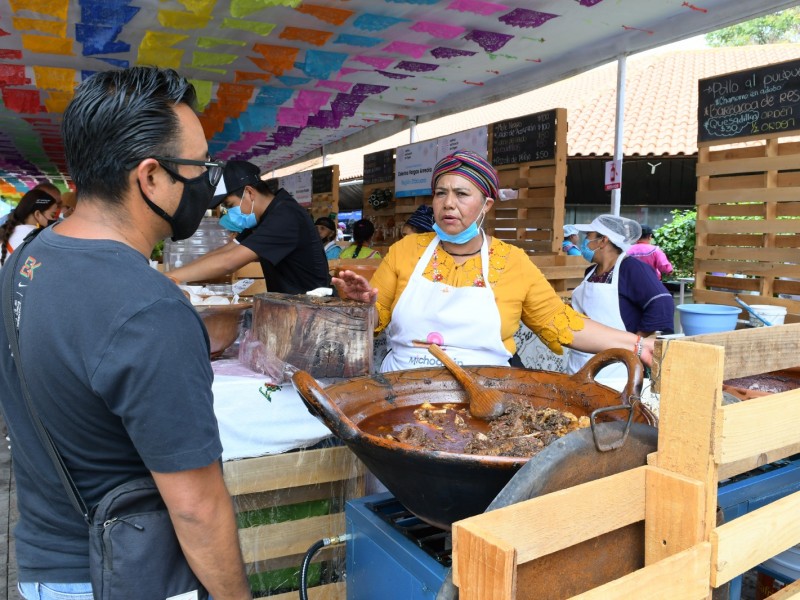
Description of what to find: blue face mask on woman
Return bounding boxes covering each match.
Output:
[580,236,596,262]
[432,198,488,245]
[225,191,257,231]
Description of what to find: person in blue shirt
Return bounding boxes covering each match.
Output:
[315,216,342,259]
[562,224,582,256]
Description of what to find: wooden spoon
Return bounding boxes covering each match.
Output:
[427,343,506,419]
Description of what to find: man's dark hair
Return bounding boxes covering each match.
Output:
[264,178,280,195]
[62,66,197,204]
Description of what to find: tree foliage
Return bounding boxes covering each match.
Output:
[706,8,800,46]
[654,209,696,279]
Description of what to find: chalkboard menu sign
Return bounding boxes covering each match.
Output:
[363,149,394,185]
[698,57,800,143]
[491,109,557,166]
[311,166,334,194]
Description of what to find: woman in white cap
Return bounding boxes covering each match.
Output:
[567,214,674,378]
[562,225,581,256]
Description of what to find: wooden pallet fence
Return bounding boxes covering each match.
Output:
[485,108,568,256]
[695,137,800,323]
[224,445,365,599]
[393,195,424,235]
[452,323,800,599]
[530,253,586,300]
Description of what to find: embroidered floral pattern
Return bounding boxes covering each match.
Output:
[536,304,585,353]
[375,234,586,353]
[588,269,613,283]
[423,237,508,287]
[431,249,444,282]
[258,383,282,402]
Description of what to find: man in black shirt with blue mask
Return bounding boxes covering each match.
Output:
[167,160,330,294]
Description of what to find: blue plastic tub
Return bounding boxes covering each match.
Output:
[677,304,740,336]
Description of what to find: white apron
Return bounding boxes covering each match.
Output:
[381,233,512,372]
[565,253,628,380]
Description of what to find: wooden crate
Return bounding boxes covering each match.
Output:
[530,253,586,300]
[694,137,800,323]
[452,323,800,599]
[234,261,267,297]
[224,445,365,599]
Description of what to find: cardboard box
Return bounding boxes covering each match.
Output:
[756,568,788,599]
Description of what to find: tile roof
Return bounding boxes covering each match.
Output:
[275,44,800,181]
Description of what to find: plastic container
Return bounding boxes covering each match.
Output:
[163,217,230,271]
[761,544,800,586]
[676,303,739,336]
[748,304,788,327]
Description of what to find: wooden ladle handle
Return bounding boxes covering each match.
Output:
[428,344,504,419]
[428,344,479,393]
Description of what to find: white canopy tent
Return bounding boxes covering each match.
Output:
[0,0,797,192]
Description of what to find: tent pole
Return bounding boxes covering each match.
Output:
[409,117,418,143]
[611,53,627,216]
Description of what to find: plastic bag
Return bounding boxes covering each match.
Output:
[238,329,298,385]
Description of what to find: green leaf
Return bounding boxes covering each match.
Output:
[654,209,696,279]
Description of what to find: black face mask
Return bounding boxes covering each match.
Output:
[138,169,215,241]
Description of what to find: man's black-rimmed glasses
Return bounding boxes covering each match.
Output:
[149,156,225,187]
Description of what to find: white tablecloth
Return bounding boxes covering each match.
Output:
[212,365,332,461]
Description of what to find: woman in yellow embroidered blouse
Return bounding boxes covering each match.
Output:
[333,150,655,372]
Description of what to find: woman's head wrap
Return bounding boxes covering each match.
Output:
[405,204,434,233]
[431,150,499,201]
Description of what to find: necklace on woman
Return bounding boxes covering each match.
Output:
[441,234,483,257]
[445,248,481,256]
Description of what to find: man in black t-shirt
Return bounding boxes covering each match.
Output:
[167,160,329,294]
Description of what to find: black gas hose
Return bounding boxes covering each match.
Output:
[299,533,350,600]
